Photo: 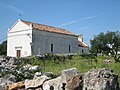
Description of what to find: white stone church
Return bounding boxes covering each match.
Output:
[7,19,88,57]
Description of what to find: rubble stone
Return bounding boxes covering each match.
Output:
[83,68,119,90]
[61,68,80,83]
[65,75,83,90]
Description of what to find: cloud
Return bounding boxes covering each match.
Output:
[0,2,23,14]
[58,15,97,27]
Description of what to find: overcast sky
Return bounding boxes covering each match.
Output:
[0,0,120,45]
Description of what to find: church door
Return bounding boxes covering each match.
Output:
[16,50,21,57]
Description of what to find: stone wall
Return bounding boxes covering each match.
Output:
[3,68,119,90]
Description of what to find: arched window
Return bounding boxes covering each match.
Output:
[69,45,71,52]
[82,49,84,53]
[51,44,53,52]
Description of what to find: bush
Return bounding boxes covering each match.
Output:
[80,53,96,59]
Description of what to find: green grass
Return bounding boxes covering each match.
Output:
[17,54,120,84]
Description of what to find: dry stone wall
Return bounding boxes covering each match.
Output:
[4,68,120,90]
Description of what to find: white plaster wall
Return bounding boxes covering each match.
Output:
[9,20,31,33]
[32,30,78,55]
[7,20,32,57]
[7,30,32,57]
[78,46,89,54]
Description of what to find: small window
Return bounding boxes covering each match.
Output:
[69,45,71,52]
[82,49,84,53]
[51,44,53,52]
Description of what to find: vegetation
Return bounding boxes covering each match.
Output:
[0,53,120,85]
[90,31,120,62]
[0,40,7,56]
[16,54,120,84]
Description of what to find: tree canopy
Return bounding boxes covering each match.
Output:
[0,40,7,56]
[90,31,120,62]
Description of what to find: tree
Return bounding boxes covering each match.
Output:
[0,40,7,56]
[90,31,120,62]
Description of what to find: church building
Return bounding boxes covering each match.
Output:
[7,19,88,57]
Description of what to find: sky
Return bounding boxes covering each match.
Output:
[0,0,120,45]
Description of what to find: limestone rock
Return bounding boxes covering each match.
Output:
[8,57,17,65]
[0,65,5,72]
[0,74,16,90]
[0,74,16,84]
[83,68,119,90]
[7,81,25,90]
[0,83,7,90]
[61,68,80,83]
[44,72,57,79]
[29,65,41,71]
[23,64,41,72]
[34,72,42,79]
[43,76,63,90]
[25,75,49,89]
[23,64,32,71]
[65,75,83,90]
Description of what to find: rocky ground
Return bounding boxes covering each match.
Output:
[0,56,120,90]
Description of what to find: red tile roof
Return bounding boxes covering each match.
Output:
[21,20,77,37]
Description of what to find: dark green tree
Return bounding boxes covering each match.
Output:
[90,31,120,62]
[0,40,7,56]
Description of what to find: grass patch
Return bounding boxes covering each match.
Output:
[17,54,120,84]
